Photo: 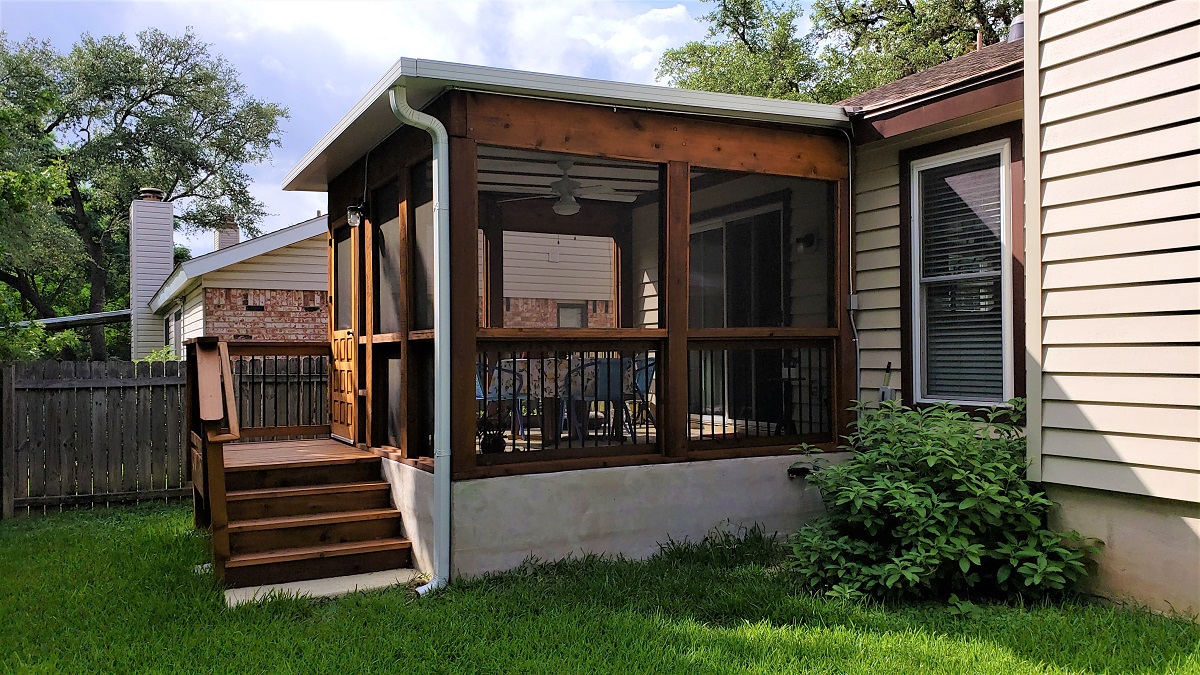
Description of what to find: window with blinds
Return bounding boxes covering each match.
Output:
[911,144,1010,404]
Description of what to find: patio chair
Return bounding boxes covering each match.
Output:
[558,357,625,444]
[622,356,657,437]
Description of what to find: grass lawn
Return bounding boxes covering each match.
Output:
[0,505,1197,674]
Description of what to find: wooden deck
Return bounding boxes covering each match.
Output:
[224,438,375,470]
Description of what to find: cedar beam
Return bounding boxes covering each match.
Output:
[464,92,848,181]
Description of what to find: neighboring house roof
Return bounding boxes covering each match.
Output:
[283,58,851,193]
[148,214,328,313]
[838,39,1024,113]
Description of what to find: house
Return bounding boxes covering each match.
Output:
[131,200,330,358]
[838,4,1197,614]
[186,1,1197,612]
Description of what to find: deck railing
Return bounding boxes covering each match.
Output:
[474,336,662,464]
[224,342,331,441]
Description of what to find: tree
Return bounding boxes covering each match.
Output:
[658,0,820,100]
[659,0,1022,105]
[0,29,287,359]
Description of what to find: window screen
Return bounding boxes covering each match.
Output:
[916,152,1005,402]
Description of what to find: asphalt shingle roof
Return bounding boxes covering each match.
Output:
[838,39,1023,111]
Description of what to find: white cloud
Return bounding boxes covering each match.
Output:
[7,0,711,251]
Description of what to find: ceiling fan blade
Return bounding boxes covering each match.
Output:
[497,195,554,204]
[574,184,615,195]
[577,193,638,203]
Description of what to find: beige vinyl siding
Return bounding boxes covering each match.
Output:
[850,105,1022,402]
[1027,0,1200,502]
[502,231,614,302]
[201,235,328,291]
[165,285,205,356]
[181,287,205,341]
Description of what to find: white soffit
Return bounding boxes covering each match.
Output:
[283,57,851,193]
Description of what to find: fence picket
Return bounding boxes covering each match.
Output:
[90,361,107,500]
[164,361,182,491]
[76,362,93,501]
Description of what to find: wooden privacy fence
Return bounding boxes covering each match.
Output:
[0,361,185,517]
[0,356,329,518]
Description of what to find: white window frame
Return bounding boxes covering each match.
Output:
[909,139,1013,406]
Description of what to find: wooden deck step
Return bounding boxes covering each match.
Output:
[228,508,404,555]
[226,537,412,568]
[225,460,382,492]
[224,539,413,588]
[226,482,392,520]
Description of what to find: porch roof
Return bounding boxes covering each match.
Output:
[283,57,850,193]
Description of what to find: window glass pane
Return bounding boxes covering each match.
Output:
[916,150,1005,402]
[411,160,435,330]
[689,169,836,329]
[920,155,1002,279]
[476,146,663,328]
[923,278,1004,400]
[333,227,353,331]
[372,181,402,334]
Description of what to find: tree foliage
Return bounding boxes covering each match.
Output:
[659,0,1023,105]
[0,29,286,359]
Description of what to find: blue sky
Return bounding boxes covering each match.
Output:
[0,0,714,254]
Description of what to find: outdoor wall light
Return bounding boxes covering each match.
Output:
[794,232,819,253]
[346,203,365,228]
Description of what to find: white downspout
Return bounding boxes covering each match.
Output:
[388,85,451,595]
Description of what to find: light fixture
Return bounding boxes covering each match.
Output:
[346,203,365,228]
[552,194,581,216]
[794,232,819,253]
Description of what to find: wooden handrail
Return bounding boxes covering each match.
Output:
[214,341,240,442]
[477,328,667,341]
[225,341,331,357]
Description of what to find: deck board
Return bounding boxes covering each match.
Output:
[224,438,374,470]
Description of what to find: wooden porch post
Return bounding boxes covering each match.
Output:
[363,203,376,448]
[481,197,504,328]
[398,170,415,458]
[835,177,857,439]
[661,161,690,458]
[449,136,479,478]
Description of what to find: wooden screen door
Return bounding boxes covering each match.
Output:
[330,225,359,442]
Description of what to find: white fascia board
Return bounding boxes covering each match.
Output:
[284,57,851,193]
[148,215,328,312]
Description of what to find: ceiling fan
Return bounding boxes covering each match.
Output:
[499,160,628,216]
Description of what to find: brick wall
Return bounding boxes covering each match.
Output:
[205,288,328,342]
[502,297,615,328]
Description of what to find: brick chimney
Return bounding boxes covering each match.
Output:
[129,187,174,359]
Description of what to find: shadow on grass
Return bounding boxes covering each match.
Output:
[1,505,1197,674]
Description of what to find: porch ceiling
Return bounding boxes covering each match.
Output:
[283,57,849,193]
[479,147,658,203]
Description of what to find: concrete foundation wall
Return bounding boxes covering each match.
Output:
[1047,484,1200,617]
[448,453,847,578]
[381,460,435,574]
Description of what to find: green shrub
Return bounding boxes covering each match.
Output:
[788,399,1099,602]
